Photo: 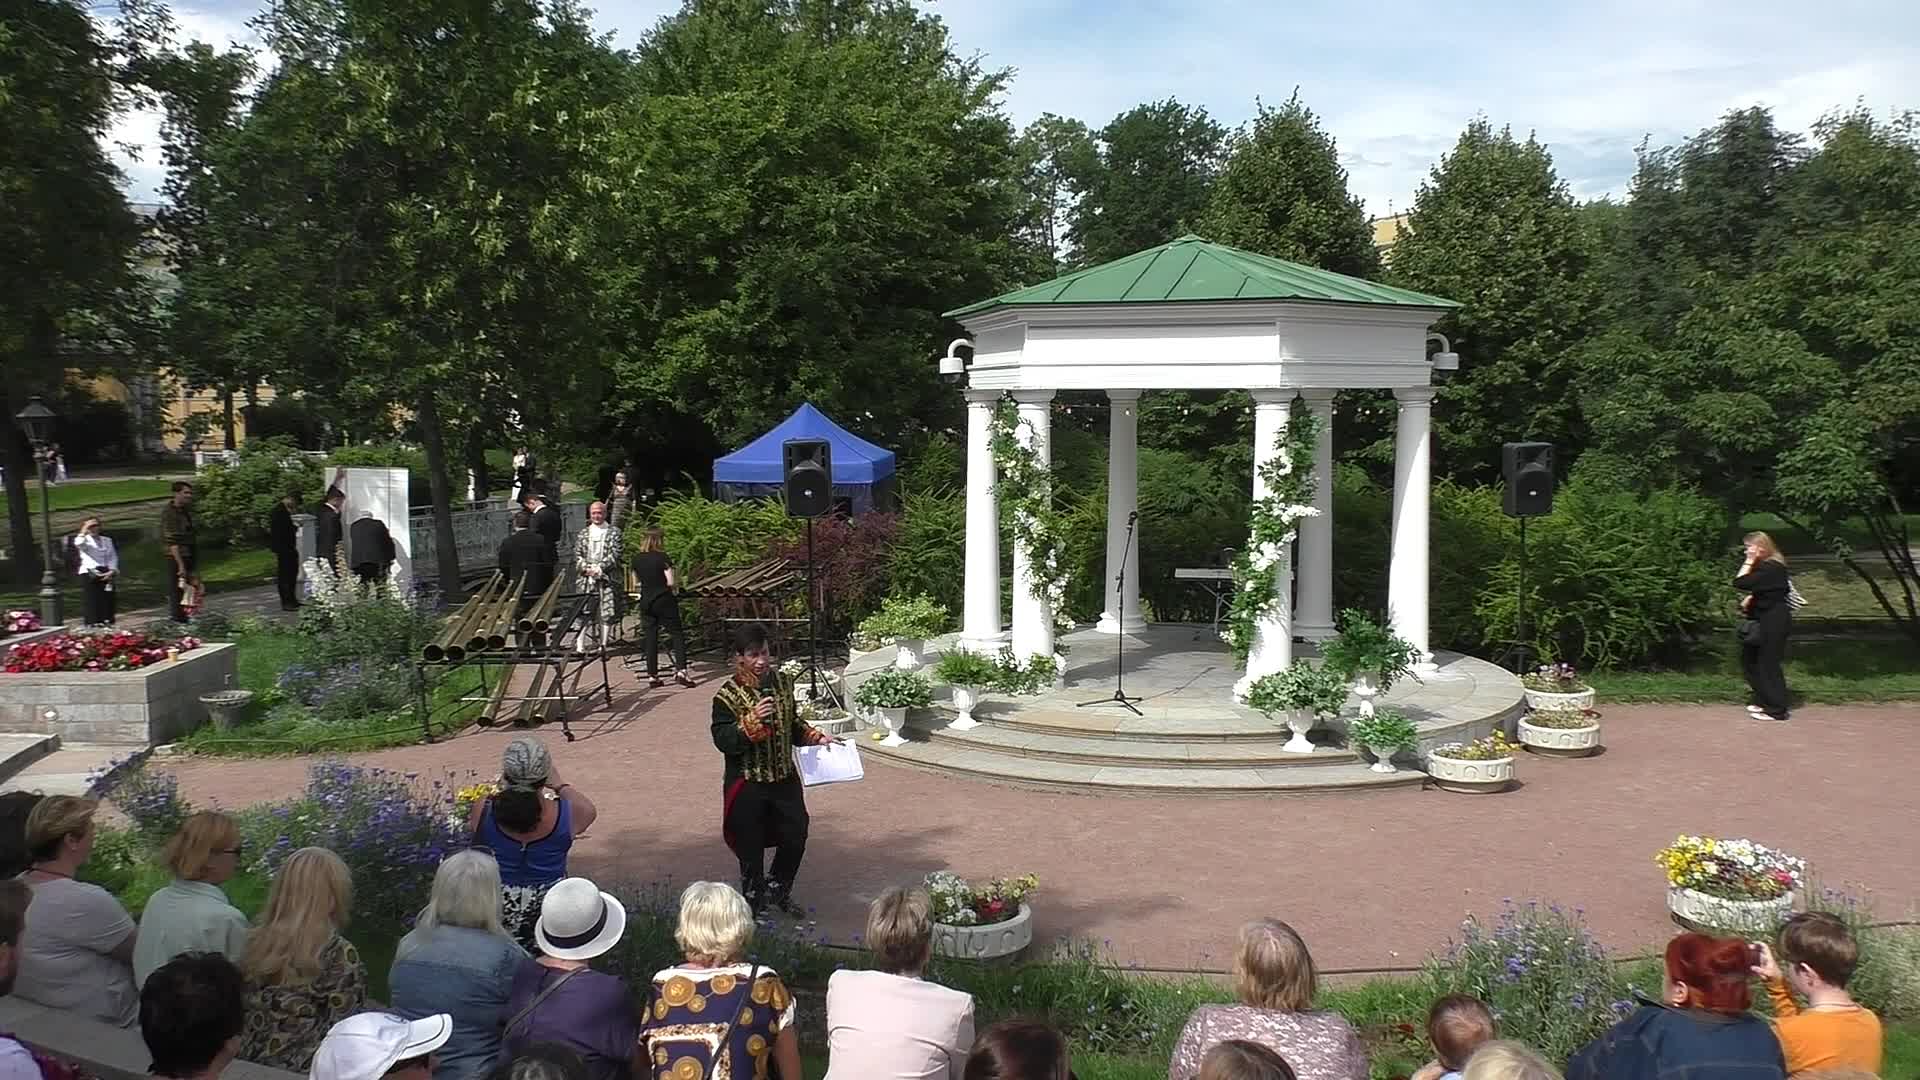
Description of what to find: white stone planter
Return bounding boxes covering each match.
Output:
[199,689,255,732]
[949,685,984,730]
[0,643,238,745]
[931,903,1033,961]
[873,705,909,746]
[1524,686,1594,711]
[1667,886,1794,933]
[1366,743,1403,773]
[1053,652,1068,688]
[1425,752,1514,793]
[1281,708,1317,754]
[1519,717,1601,757]
[1353,674,1380,719]
[892,638,926,671]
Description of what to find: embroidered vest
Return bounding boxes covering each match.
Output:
[716,672,807,783]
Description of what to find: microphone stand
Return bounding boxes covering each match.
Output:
[1079,511,1144,716]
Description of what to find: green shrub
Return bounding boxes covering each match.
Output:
[1475,477,1727,666]
[897,431,963,495]
[991,647,1058,694]
[631,490,800,577]
[1348,709,1419,751]
[887,491,966,616]
[1319,608,1419,691]
[1135,448,1248,622]
[933,649,999,687]
[191,436,326,544]
[853,668,934,709]
[1422,899,1630,1066]
[328,443,432,507]
[858,594,950,641]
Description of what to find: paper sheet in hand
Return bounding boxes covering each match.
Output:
[794,742,864,786]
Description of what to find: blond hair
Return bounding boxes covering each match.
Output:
[243,847,352,985]
[639,528,665,554]
[414,850,508,939]
[674,881,753,964]
[1232,918,1316,1012]
[1461,1040,1563,1080]
[24,796,97,863]
[1743,531,1788,566]
[867,887,934,975]
[162,811,240,881]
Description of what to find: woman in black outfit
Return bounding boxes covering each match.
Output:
[632,527,694,688]
[1734,531,1792,721]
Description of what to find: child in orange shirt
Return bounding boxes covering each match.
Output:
[1752,912,1882,1076]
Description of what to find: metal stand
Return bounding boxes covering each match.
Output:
[1079,512,1143,716]
[1494,516,1536,674]
[414,594,611,743]
[36,463,61,626]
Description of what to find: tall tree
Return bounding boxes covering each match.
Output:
[1067,97,1224,266]
[197,0,630,588]
[1013,113,1096,270]
[1387,119,1597,480]
[609,0,1032,449]
[0,0,144,583]
[1195,93,1378,278]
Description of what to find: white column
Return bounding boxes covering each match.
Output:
[1295,390,1337,641]
[1096,389,1145,634]
[1389,386,1436,671]
[1010,390,1056,661]
[1238,390,1295,690]
[959,389,1005,652]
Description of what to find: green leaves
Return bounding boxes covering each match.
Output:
[1195,94,1377,279]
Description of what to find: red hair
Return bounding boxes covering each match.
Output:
[1665,933,1753,1013]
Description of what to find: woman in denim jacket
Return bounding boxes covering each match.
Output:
[391,851,535,1080]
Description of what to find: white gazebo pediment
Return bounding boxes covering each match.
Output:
[941,236,1460,687]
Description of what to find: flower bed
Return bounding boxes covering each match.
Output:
[1,610,43,638]
[4,629,201,673]
[0,641,235,745]
[1655,835,1802,901]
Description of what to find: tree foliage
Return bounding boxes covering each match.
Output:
[1195,93,1378,278]
[1066,97,1225,266]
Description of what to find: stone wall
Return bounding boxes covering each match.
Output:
[0,997,299,1080]
[0,642,239,745]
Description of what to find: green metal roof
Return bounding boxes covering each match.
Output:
[945,235,1459,317]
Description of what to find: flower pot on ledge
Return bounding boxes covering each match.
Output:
[1425,751,1514,793]
[892,638,926,671]
[1667,886,1794,933]
[948,685,985,730]
[1523,686,1594,712]
[1519,715,1601,757]
[873,705,909,746]
[931,903,1033,961]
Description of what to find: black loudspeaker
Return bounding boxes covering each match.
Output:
[1502,441,1555,517]
[783,438,832,518]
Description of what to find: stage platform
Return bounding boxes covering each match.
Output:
[844,624,1524,796]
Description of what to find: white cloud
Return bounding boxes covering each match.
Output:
[106,0,1920,215]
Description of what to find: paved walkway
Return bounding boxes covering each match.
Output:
[10,670,1917,974]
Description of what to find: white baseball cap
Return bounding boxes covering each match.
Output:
[310,1012,453,1080]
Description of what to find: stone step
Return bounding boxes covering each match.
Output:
[0,734,59,787]
[858,738,1424,795]
[953,703,1306,743]
[925,722,1362,768]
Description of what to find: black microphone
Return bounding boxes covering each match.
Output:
[1127,510,1139,524]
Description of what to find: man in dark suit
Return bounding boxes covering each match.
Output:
[314,487,346,570]
[497,510,554,613]
[269,493,301,611]
[525,487,562,564]
[348,510,396,588]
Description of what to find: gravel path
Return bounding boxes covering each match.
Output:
[150,669,1920,974]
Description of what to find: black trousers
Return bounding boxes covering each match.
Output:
[1741,615,1791,718]
[641,603,688,676]
[729,774,809,895]
[81,574,115,625]
[167,547,198,622]
[275,549,301,608]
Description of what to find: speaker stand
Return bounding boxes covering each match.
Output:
[1494,515,1537,675]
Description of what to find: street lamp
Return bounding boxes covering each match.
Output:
[13,396,62,627]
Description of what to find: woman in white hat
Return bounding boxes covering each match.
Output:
[637,881,803,1080]
[501,878,635,1080]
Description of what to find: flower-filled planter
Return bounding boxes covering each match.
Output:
[857,595,951,671]
[1522,662,1594,712]
[924,871,1037,961]
[1242,663,1347,753]
[5,629,202,673]
[1519,707,1602,757]
[854,668,933,747]
[1656,835,1803,933]
[991,648,1058,697]
[933,649,999,731]
[1426,733,1519,793]
[1,610,45,639]
[1319,609,1419,719]
[1347,709,1419,773]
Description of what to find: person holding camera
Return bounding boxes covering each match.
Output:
[73,515,119,626]
[1734,531,1793,722]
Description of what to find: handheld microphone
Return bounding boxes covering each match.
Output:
[1127,510,1139,524]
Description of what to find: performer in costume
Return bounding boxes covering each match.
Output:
[711,623,839,917]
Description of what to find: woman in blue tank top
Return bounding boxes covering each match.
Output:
[468,738,598,950]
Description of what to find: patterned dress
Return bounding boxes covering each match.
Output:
[572,524,623,651]
[638,962,795,1080]
[1166,1004,1369,1080]
[238,935,369,1070]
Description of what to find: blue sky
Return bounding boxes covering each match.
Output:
[111,0,1920,215]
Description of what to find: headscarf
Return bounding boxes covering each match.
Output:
[501,737,551,791]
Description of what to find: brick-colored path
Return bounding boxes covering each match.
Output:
[151,667,1920,974]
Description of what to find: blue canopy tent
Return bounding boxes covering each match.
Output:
[713,402,898,513]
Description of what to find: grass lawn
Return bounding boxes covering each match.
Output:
[1590,636,1920,703]
[1738,511,1920,555]
[0,539,275,615]
[0,477,175,518]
